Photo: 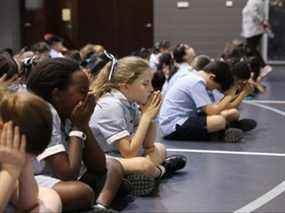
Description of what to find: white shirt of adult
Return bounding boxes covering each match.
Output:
[241,0,266,38]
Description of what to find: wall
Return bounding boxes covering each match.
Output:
[0,0,21,51]
[154,0,248,58]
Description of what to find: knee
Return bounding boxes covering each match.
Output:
[227,109,240,122]
[70,182,94,205]
[38,187,62,213]
[154,142,167,159]
[211,115,227,130]
[154,143,166,153]
[54,181,95,207]
[140,158,156,176]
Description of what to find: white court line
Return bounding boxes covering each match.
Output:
[244,100,285,104]
[234,181,285,213]
[245,101,285,116]
[166,148,285,157]
[169,102,285,212]
[236,102,285,212]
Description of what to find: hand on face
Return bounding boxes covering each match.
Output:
[140,91,162,120]
[71,93,96,128]
[225,84,239,98]
[243,82,255,95]
[0,121,26,177]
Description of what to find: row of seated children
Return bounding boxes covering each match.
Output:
[0,45,186,212]
[143,41,262,143]
[0,36,271,212]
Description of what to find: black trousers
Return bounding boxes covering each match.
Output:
[246,34,266,72]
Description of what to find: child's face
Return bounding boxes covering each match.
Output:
[125,70,153,105]
[184,48,196,64]
[59,71,90,118]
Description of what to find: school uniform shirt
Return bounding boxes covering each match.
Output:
[161,63,193,96]
[209,89,225,103]
[149,53,160,70]
[159,72,212,136]
[90,89,140,154]
[33,104,86,183]
[49,49,64,58]
[241,0,266,38]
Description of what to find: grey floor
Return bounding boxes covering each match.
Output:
[123,68,285,213]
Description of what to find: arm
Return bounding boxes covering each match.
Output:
[227,83,254,109]
[41,107,83,180]
[0,169,19,212]
[15,155,39,211]
[0,122,26,212]
[115,92,162,158]
[45,138,83,180]
[203,95,234,115]
[203,85,238,115]
[72,94,106,173]
[82,125,106,173]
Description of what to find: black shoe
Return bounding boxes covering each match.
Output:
[224,128,243,143]
[161,155,187,177]
[125,174,157,196]
[229,119,257,132]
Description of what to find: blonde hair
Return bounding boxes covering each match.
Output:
[94,45,105,55]
[80,44,96,60]
[80,44,105,60]
[91,56,150,99]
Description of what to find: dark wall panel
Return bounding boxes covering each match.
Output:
[0,0,21,51]
[154,0,248,58]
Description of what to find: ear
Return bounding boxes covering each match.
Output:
[209,73,216,81]
[118,82,129,91]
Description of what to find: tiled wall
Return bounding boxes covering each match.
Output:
[154,0,248,58]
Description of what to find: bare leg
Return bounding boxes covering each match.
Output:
[119,157,161,178]
[96,158,123,206]
[221,108,240,123]
[207,115,226,133]
[53,181,94,212]
[143,122,166,166]
[34,187,62,213]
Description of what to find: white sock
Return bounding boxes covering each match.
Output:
[95,203,107,209]
[157,165,166,178]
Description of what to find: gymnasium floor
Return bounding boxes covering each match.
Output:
[123,68,285,213]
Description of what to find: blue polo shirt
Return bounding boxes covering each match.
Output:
[159,72,212,136]
[162,63,192,95]
[90,89,140,153]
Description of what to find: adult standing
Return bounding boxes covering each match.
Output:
[241,0,272,78]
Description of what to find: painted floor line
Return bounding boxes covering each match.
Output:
[234,180,285,213]
[245,101,285,116]
[244,100,285,104]
[230,102,285,212]
[166,148,285,157]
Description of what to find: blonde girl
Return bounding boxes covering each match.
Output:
[90,55,186,196]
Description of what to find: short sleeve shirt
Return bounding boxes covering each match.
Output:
[159,72,212,136]
[162,63,193,96]
[90,89,140,153]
